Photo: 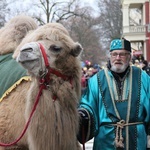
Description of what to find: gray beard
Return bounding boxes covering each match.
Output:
[111,64,128,73]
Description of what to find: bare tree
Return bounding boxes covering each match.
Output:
[3,0,88,25]
[30,0,87,25]
[96,0,122,50]
[3,0,109,64]
[62,6,106,64]
[30,0,106,64]
[0,0,10,27]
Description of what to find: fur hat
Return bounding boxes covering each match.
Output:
[110,38,131,52]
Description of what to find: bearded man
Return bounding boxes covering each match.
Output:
[77,38,150,150]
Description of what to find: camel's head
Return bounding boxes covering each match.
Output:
[14,23,83,78]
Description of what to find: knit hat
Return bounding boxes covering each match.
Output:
[110,38,131,52]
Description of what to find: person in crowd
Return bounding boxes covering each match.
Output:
[134,59,140,67]
[142,60,150,76]
[77,38,150,150]
[81,62,101,94]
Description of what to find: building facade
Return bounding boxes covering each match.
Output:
[122,0,150,62]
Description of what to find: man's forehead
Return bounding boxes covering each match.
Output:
[111,50,128,53]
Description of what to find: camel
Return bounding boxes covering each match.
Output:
[0,17,82,150]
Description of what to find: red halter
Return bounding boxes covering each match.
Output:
[39,43,73,99]
[0,43,73,147]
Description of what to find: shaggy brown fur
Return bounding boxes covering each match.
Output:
[0,20,82,150]
[0,14,38,55]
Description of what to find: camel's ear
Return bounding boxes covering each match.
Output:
[70,43,83,57]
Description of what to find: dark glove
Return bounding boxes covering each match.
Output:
[78,109,89,120]
[77,109,90,144]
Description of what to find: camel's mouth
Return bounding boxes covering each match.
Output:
[20,59,39,65]
[16,49,40,71]
[18,56,39,63]
[20,60,41,74]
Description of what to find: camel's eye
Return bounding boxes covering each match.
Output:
[50,45,62,53]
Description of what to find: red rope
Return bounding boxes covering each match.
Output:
[0,84,45,147]
[39,43,49,67]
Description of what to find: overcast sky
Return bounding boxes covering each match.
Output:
[5,0,99,20]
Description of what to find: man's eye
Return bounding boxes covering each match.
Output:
[112,53,118,56]
[120,53,125,56]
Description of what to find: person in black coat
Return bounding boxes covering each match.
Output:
[142,60,150,76]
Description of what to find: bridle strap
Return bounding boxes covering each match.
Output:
[39,43,49,67]
[49,68,72,81]
[39,43,73,84]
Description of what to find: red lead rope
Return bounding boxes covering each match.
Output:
[0,43,73,147]
[0,43,48,147]
[0,84,45,147]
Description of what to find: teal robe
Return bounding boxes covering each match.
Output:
[79,66,150,150]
